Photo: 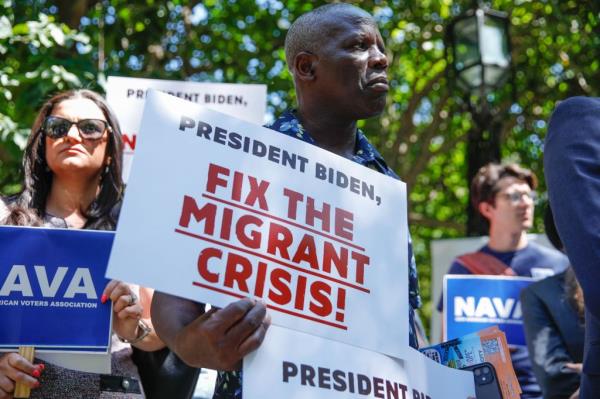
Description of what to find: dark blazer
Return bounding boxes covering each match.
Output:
[521,271,584,399]
[545,96,600,398]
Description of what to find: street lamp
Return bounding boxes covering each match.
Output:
[447,4,512,118]
[446,3,513,235]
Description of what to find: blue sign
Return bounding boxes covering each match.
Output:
[444,275,534,346]
[0,226,114,352]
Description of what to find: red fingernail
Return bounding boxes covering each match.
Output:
[38,363,45,371]
[101,294,108,304]
[32,369,40,378]
[33,380,40,388]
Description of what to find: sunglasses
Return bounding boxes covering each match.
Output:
[43,116,110,140]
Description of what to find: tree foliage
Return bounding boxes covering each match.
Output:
[1,0,599,332]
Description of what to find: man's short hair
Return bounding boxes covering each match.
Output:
[471,162,538,209]
[284,3,372,71]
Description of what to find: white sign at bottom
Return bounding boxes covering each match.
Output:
[244,325,476,399]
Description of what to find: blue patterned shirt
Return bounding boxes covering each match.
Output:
[213,110,421,399]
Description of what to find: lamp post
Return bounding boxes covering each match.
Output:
[446,2,513,235]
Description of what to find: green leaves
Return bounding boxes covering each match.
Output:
[0,3,95,196]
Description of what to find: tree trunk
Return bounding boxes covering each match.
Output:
[466,119,502,236]
[54,0,100,28]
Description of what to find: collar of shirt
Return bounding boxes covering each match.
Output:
[267,110,399,179]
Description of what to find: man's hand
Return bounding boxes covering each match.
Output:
[152,293,270,370]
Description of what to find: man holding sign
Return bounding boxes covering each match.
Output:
[151,3,421,398]
[439,163,568,398]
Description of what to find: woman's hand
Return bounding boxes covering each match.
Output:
[102,280,143,342]
[564,362,583,374]
[0,353,42,398]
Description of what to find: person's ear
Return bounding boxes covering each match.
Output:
[478,201,494,219]
[293,51,318,82]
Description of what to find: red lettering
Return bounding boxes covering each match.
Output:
[294,275,307,310]
[219,207,233,240]
[197,248,221,283]
[306,197,330,233]
[351,252,370,284]
[206,163,230,194]
[267,223,293,260]
[335,287,346,322]
[334,208,354,241]
[309,280,333,317]
[236,214,263,249]
[291,234,319,270]
[232,171,243,202]
[245,176,270,210]
[254,261,268,298]
[224,253,253,292]
[323,242,348,279]
[179,196,216,235]
[268,268,292,305]
[283,188,303,220]
[122,133,137,151]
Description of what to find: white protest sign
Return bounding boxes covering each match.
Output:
[244,325,476,399]
[106,76,267,181]
[107,90,409,358]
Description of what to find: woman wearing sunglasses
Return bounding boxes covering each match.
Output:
[0,89,165,398]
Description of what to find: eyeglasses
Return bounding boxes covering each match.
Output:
[43,116,110,140]
[499,191,538,204]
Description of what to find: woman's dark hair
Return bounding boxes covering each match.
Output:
[13,89,124,230]
[3,206,43,227]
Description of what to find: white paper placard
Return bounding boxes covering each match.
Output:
[244,325,476,399]
[35,351,111,374]
[107,90,409,359]
[106,76,267,181]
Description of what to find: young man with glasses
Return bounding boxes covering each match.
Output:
[438,162,569,399]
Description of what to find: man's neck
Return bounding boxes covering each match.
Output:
[296,107,357,159]
[487,229,528,252]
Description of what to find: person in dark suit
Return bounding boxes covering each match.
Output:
[521,207,585,399]
[522,269,584,399]
[544,96,600,398]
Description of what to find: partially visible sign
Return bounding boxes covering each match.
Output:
[244,325,476,399]
[0,226,113,352]
[106,76,267,181]
[444,275,534,346]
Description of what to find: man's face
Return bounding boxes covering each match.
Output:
[313,9,389,119]
[482,176,535,233]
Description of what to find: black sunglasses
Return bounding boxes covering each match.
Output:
[43,116,111,140]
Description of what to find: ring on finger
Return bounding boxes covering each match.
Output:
[128,292,138,306]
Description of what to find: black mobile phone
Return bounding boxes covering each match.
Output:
[461,362,503,399]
